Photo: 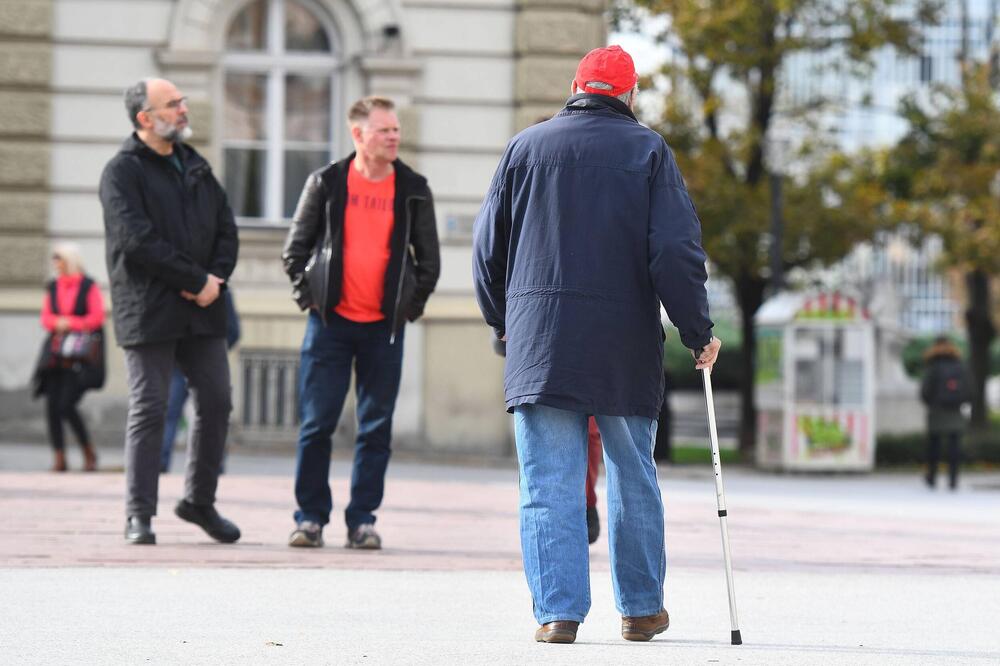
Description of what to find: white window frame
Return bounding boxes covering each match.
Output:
[222,0,344,224]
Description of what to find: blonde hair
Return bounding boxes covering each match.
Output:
[347,96,395,125]
[52,242,84,275]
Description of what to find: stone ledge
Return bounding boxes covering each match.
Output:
[0,287,46,313]
[518,0,606,12]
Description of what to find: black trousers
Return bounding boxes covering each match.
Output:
[45,368,90,451]
[927,431,961,488]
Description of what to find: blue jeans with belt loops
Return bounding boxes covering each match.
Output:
[513,403,666,624]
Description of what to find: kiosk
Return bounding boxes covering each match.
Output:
[755,291,876,471]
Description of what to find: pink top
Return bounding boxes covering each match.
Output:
[40,273,106,333]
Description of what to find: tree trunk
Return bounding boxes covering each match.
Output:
[734,275,768,454]
[964,269,994,429]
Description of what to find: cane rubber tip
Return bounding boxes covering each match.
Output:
[731,629,742,645]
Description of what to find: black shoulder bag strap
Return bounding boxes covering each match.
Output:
[72,277,94,316]
[48,281,59,316]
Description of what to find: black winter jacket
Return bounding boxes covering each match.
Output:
[281,154,440,336]
[99,134,239,347]
[473,94,714,419]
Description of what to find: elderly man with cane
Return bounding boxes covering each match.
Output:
[472,45,721,644]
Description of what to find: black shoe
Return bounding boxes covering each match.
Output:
[587,506,600,545]
[125,516,155,545]
[174,500,241,543]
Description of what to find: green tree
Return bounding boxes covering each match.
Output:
[882,64,1000,428]
[624,0,938,452]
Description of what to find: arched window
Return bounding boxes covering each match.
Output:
[223,0,340,222]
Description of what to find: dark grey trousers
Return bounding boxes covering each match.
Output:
[123,336,231,517]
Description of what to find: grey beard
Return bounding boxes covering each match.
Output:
[153,118,193,143]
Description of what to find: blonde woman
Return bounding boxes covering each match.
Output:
[37,243,105,472]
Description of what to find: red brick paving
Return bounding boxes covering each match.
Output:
[1,470,997,575]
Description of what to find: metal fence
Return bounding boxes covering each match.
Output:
[239,350,300,433]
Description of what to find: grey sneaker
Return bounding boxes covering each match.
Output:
[345,523,381,550]
[288,520,323,548]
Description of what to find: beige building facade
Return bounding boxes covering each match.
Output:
[0,0,606,456]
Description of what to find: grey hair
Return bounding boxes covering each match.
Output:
[576,81,636,105]
[124,80,149,130]
[615,86,637,105]
[52,242,84,274]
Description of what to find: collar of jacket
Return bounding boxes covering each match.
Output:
[325,152,428,195]
[120,132,209,173]
[562,93,639,123]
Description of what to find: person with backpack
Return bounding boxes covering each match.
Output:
[919,336,971,490]
[34,243,105,472]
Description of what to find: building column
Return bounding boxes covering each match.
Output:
[0,0,52,289]
[0,1,53,422]
[514,0,606,131]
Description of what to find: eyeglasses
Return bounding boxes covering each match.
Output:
[143,96,188,113]
[51,254,62,260]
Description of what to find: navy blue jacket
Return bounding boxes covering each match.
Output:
[472,94,713,419]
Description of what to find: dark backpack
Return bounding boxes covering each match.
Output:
[933,361,969,409]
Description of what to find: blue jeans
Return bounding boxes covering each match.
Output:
[514,404,665,624]
[160,369,188,472]
[294,310,404,530]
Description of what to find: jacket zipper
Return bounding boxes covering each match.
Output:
[389,195,420,344]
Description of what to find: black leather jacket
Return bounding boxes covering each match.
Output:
[281,154,440,337]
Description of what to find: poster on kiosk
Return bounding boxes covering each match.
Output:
[755,291,877,471]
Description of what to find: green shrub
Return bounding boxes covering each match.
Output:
[670,446,742,465]
[875,432,926,465]
[876,428,1000,466]
[902,334,1000,379]
[967,428,1000,464]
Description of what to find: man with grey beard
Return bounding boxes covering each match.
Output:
[99,78,240,545]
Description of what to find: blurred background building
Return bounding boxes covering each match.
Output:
[773,0,999,336]
[636,1,998,335]
[0,0,606,455]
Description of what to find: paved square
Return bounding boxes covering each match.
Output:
[1,444,998,663]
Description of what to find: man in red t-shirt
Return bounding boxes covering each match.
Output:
[282,97,440,549]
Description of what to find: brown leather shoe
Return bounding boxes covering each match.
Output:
[51,450,67,473]
[534,621,579,644]
[82,445,98,472]
[622,609,669,641]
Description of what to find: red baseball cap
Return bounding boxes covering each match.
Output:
[573,45,638,97]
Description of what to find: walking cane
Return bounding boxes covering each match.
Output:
[701,367,743,645]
